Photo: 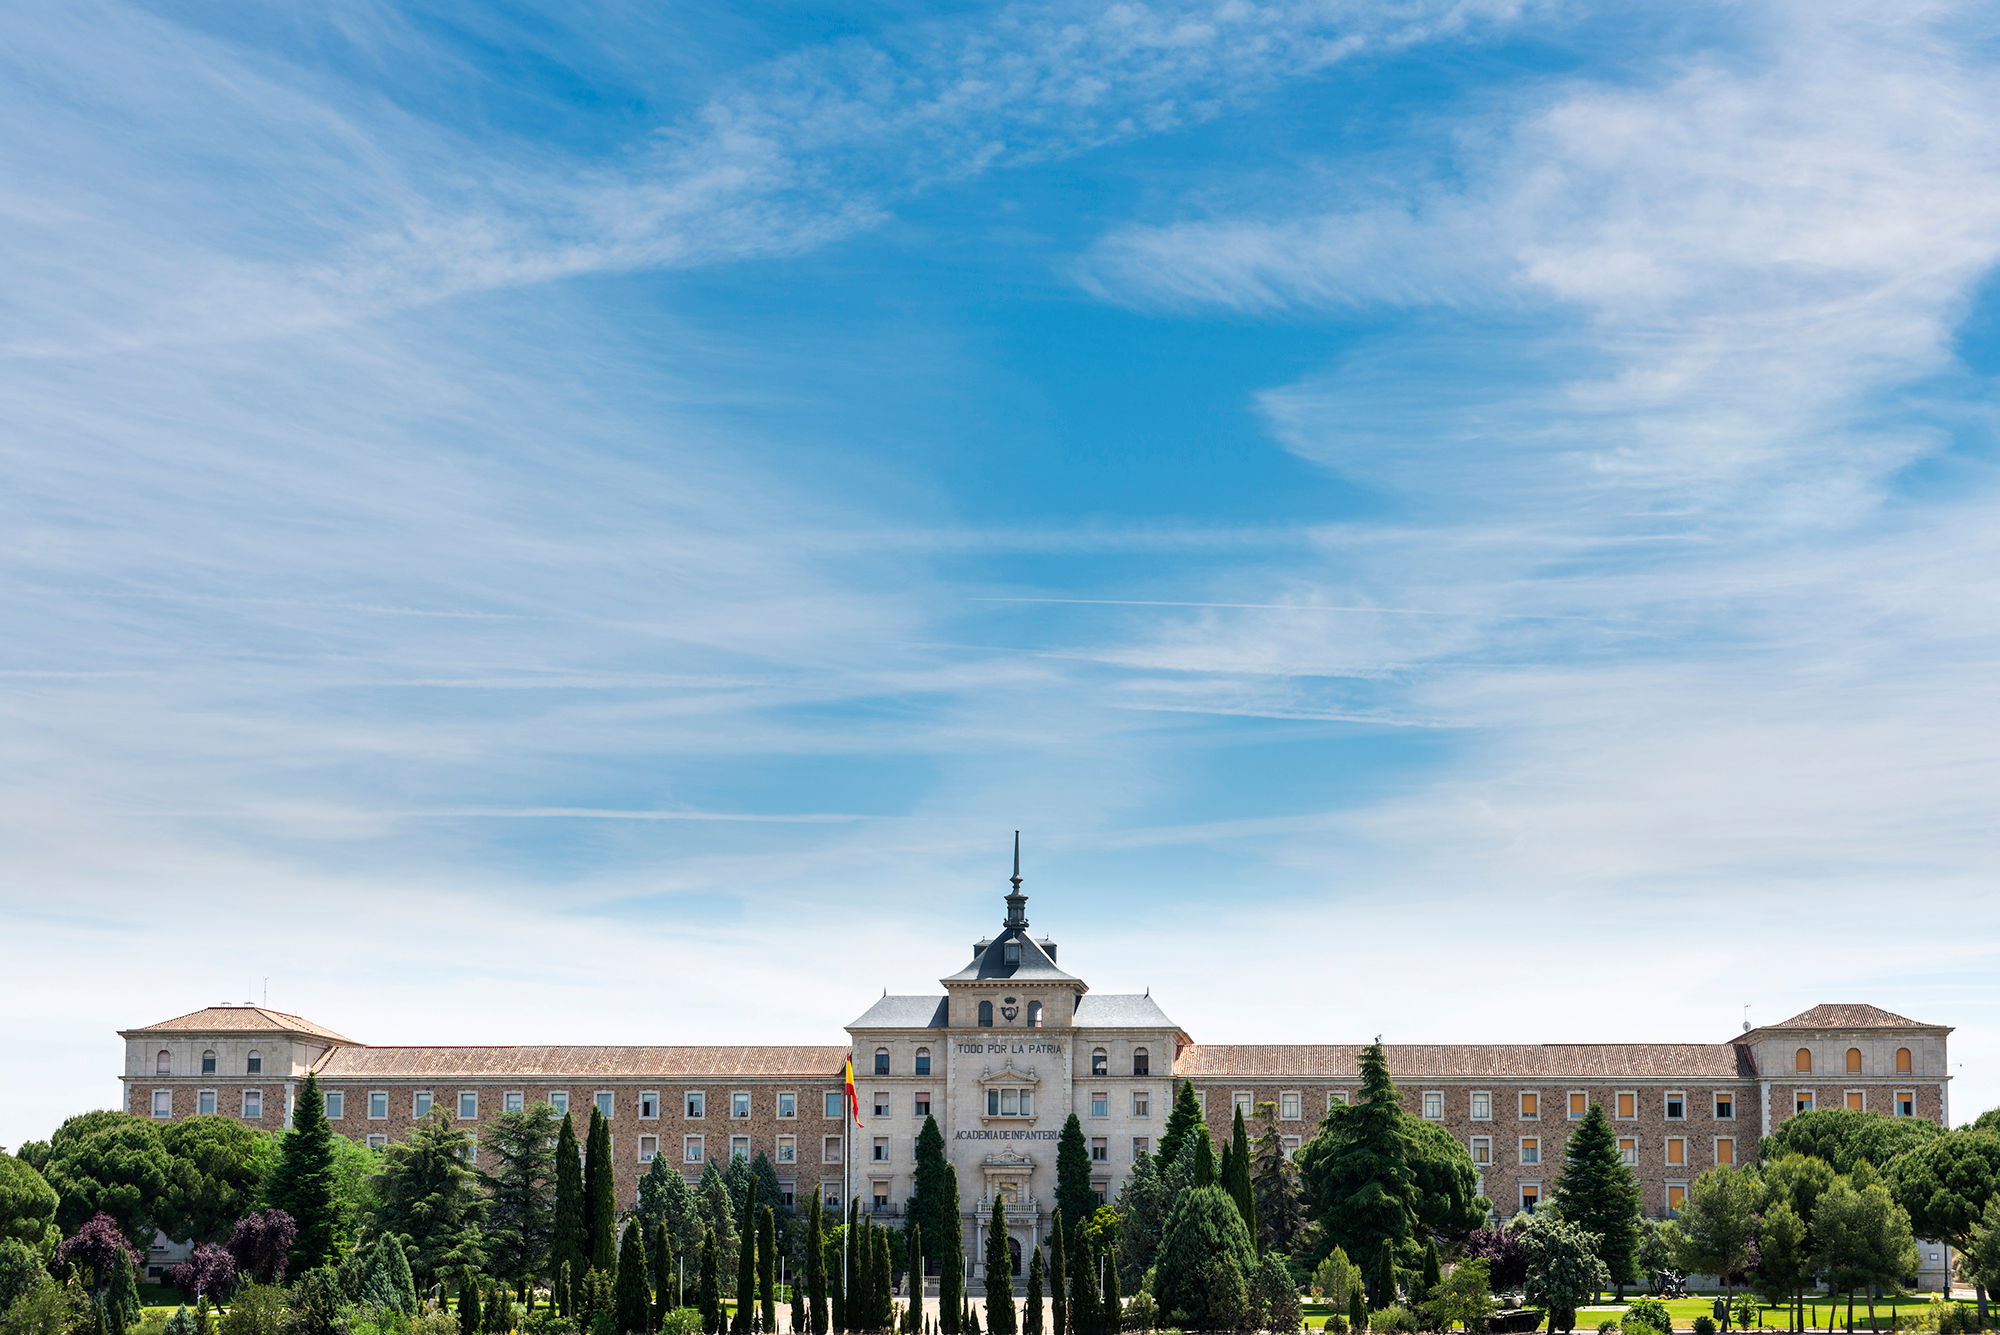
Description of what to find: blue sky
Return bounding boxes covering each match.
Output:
[5,0,2000,1150]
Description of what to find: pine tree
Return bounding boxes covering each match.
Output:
[376,1110,492,1286]
[638,1155,709,1262]
[1550,1103,1640,1299]
[1249,1108,1305,1260]
[1055,1118,1094,1246]
[359,1234,419,1315]
[267,1071,342,1272]
[462,1273,486,1335]
[985,1199,1015,1335]
[806,1197,829,1335]
[1023,1249,1044,1335]
[554,1115,589,1309]
[698,1230,722,1335]
[702,1164,741,1281]
[1224,1107,1259,1251]
[485,1103,561,1299]
[1156,1084,1204,1174]
[1046,1220,1065,1335]
[1295,1042,1416,1306]
[760,1206,779,1335]
[615,1221,651,1335]
[732,1184,760,1335]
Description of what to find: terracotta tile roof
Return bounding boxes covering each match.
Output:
[123,1006,359,1045]
[1174,1043,1758,1080]
[313,1046,847,1079]
[1764,1004,1932,1030]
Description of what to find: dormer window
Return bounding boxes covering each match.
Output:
[246,1051,263,1075]
[978,1001,994,1027]
[1004,942,1021,967]
[201,1051,217,1075]
[1027,1001,1043,1028]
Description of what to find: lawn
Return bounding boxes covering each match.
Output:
[1299,1294,1976,1332]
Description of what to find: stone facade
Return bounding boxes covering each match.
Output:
[119,888,1956,1285]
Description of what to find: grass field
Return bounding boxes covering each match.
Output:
[1299,1294,1977,1333]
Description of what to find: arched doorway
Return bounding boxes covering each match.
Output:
[1006,1237,1022,1277]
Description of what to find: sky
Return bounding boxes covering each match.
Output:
[3,0,2000,1153]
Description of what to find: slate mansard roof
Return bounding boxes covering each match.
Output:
[845,992,1177,1030]
[1175,1043,1762,1080]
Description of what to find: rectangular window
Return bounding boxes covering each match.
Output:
[325,1090,344,1119]
[640,1091,659,1119]
[1614,1091,1635,1120]
[1716,1137,1735,1165]
[1714,1092,1735,1119]
[197,1090,217,1116]
[1666,1182,1688,1214]
[778,1093,797,1120]
[824,1092,843,1119]
[1618,1137,1638,1167]
[1520,1091,1540,1120]
[915,1050,932,1076]
[1796,1091,1815,1114]
[369,1091,388,1119]
[1845,1090,1866,1112]
[414,1091,433,1118]
[1329,1091,1349,1109]
[1665,1091,1686,1120]
[638,1135,658,1163]
[731,1092,751,1119]
[458,1091,478,1120]
[730,1135,750,1161]
[1568,1091,1588,1120]
[242,1090,263,1119]
[504,1091,524,1113]
[823,1137,842,1164]
[914,1092,932,1117]
[1280,1092,1302,1121]
[1666,1137,1687,1167]
[595,1091,614,1119]
[366,1134,387,1148]
[1132,1092,1150,1118]
[1090,1092,1109,1119]
[1091,1137,1108,1162]
[1233,1091,1253,1117]
[873,1093,892,1119]
[1422,1091,1444,1120]
[151,1090,172,1119]
[1895,1090,1916,1118]
[1471,1135,1492,1166]
[687,1091,706,1119]
[1134,1136,1151,1157]
[684,1136,704,1164]
[246,1054,262,1075]
[202,1052,217,1075]
[549,1091,569,1114]
[1281,1135,1302,1159]
[987,1088,1034,1117]
[777,1135,797,1164]
[1092,1181,1109,1206]
[872,1182,890,1211]
[1520,1182,1541,1213]
[780,1183,797,1209]
[1520,1137,1541,1165]
[875,1050,891,1076]
[1470,1092,1492,1121]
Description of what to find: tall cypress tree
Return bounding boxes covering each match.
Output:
[985,1199,1015,1335]
[1416,1239,1440,1303]
[1023,1249,1044,1335]
[267,1071,341,1272]
[759,1205,778,1335]
[731,1185,760,1335]
[553,1114,588,1308]
[805,1196,830,1335]
[1551,1103,1641,1299]
[1098,1251,1118,1335]
[650,1220,677,1324]
[698,1229,722,1335]
[586,1109,618,1273]
[938,1167,963,1335]
[875,1227,893,1334]
[1066,1237,1094,1335]
[1046,1219,1066,1335]
[615,1222,652,1335]
[460,1273,484,1335]
[1054,1117,1094,1246]
[910,1119,955,1278]
[1155,1084,1204,1173]
[1224,1107,1258,1251]
[904,1223,924,1335]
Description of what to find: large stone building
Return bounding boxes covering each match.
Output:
[121,876,1956,1282]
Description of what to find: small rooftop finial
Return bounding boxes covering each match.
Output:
[1004,830,1028,929]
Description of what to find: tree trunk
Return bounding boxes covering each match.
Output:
[1844,1289,1852,1334]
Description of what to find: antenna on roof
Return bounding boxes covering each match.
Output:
[1742,1004,1752,1033]
[263,978,269,1007]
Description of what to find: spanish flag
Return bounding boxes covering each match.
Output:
[842,1053,864,1128]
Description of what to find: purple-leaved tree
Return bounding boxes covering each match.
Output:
[56,1214,140,1293]
[227,1210,297,1286]
[167,1243,240,1302]
[1464,1224,1531,1292]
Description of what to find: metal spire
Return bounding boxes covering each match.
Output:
[1004,830,1028,928]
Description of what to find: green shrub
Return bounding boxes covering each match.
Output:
[165,1310,198,1335]
[1370,1306,1420,1335]
[1597,1322,1620,1335]
[407,1312,460,1335]
[1623,1299,1672,1335]
[657,1311,703,1335]
[1728,1297,1756,1331]
[1323,1318,1348,1334]
[218,1288,290,1335]
[1692,1318,1715,1335]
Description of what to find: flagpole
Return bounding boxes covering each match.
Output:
[842,1055,851,1327]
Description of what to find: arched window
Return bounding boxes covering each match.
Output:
[1027,1001,1043,1028]
[977,1001,993,1027]
[1794,1047,1813,1073]
[155,1050,172,1075]
[915,1047,931,1076]
[1896,1046,1913,1073]
[246,1050,262,1074]
[1132,1048,1150,1077]
[874,1047,890,1076]
[1846,1047,1862,1073]
[1091,1048,1108,1076]
[201,1050,217,1075]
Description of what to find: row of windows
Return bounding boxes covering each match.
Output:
[867,1045,1152,1076]
[1511,1180,1698,1216]
[1412,1088,1738,1122]
[295,1088,847,1121]
[155,1050,263,1076]
[1792,1089,1919,1117]
[153,1089,265,1119]
[1467,1134,1738,1169]
[1794,1047,1916,1075]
